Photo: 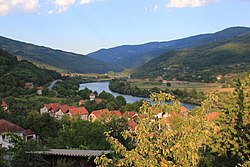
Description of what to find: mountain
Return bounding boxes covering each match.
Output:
[0,36,124,74]
[131,32,250,82]
[88,27,250,68]
[0,49,61,97]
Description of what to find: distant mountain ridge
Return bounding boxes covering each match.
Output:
[88,27,250,68]
[0,36,124,74]
[131,32,250,82]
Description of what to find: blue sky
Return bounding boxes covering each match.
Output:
[0,0,250,54]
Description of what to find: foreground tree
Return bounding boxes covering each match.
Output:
[95,75,250,167]
[95,92,219,166]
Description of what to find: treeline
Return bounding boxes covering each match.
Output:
[109,79,206,104]
[0,49,61,98]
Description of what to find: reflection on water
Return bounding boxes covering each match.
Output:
[79,81,196,110]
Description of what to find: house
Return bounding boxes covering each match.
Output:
[123,111,138,120]
[78,100,86,106]
[1,101,8,111]
[25,82,34,89]
[0,119,36,149]
[40,103,61,116]
[40,103,89,120]
[89,93,96,101]
[111,110,122,117]
[128,120,137,131]
[162,80,167,84]
[36,86,44,95]
[68,107,89,120]
[89,109,110,122]
[206,112,220,121]
[216,75,223,81]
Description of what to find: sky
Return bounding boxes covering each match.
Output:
[0,0,250,55]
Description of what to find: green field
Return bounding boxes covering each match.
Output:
[129,80,234,93]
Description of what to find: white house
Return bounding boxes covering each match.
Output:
[0,119,36,149]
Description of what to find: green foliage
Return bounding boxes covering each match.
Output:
[207,76,250,166]
[46,118,110,150]
[132,32,250,82]
[0,49,60,98]
[95,75,250,167]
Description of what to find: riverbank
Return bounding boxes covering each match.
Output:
[79,81,197,110]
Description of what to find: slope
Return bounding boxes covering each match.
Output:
[88,26,250,68]
[0,36,124,74]
[0,49,61,97]
[131,32,250,82]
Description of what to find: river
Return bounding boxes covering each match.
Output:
[79,81,196,110]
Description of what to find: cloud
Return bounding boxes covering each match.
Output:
[80,0,93,4]
[48,0,76,14]
[0,0,38,15]
[167,0,215,8]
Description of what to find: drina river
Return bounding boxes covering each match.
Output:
[79,81,196,110]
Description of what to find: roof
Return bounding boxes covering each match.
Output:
[23,129,35,136]
[206,112,220,121]
[44,103,61,111]
[111,110,122,116]
[25,82,34,88]
[123,111,138,119]
[60,104,70,114]
[1,101,7,107]
[128,120,137,130]
[91,109,110,118]
[69,107,89,116]
[32,149,110,157]
[181,106,188,113]
[0,119,25,133]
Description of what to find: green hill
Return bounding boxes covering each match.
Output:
[0,49,61,97]
[132,33,250,82]
[88,27,250,68]
[0,36,124,74]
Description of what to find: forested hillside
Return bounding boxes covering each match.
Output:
[88,27,250,68]
[0,49,60,97]
[0,36,124,74]
[132,32,250,82]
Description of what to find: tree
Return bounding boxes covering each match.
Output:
[207,76,250,166]
[95,92,218,166]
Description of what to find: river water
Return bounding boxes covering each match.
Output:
[79,81,196,110]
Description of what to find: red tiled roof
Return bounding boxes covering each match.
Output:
[1,101,7,107]
[0,119,25,133]
[23,129,35,136]
[128,120,137,130]
[60,104,70,114]
[69,107,89,116]
[44,103,61,111]
[206,112,220,121]
[123,111,138,119]
[181,106,188,113]
[91,109,110,118]
[111,110,122,116]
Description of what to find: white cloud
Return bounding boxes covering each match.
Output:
[167,0,215,8]
[0,0,38,15]
[80,0,93,4]
[49,0,76,14]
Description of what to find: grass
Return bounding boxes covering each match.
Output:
[129,80,234,93]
